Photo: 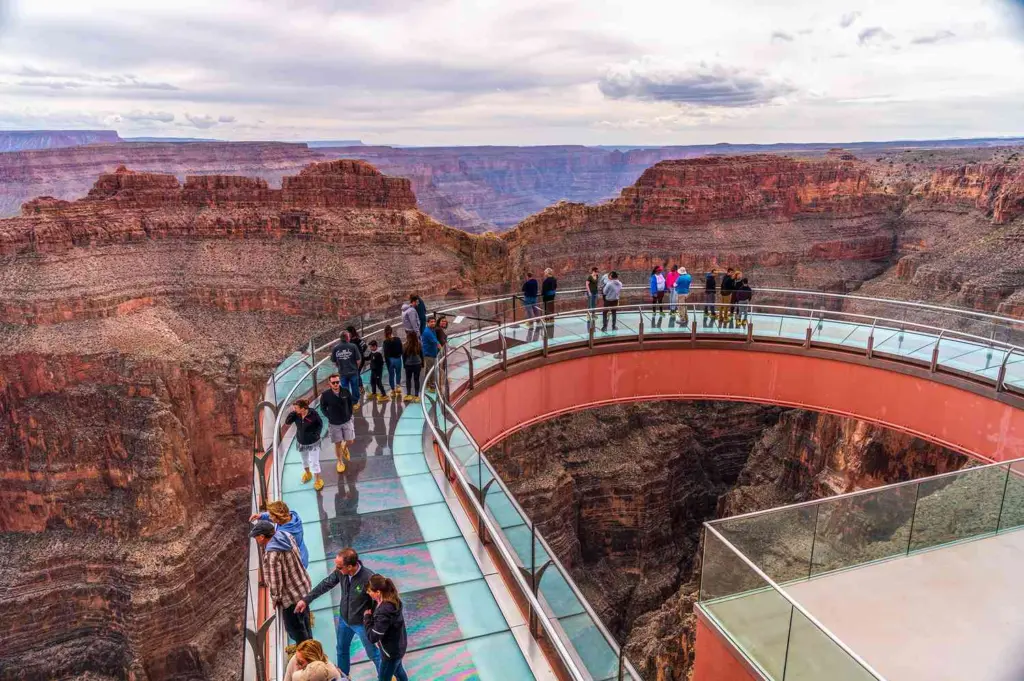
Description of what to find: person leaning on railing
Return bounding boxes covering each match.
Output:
[250,500,309,568]
[250,519,312,645]
[422,318,440,395]
[284,639,348,681]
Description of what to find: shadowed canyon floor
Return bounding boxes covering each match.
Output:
[0,147,1022,679]
[489,403,970,681]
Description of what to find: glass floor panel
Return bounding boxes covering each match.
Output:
[348,630,536,681]
[282,472,443,519]
[347,537,484,593]
[321,501,462,555]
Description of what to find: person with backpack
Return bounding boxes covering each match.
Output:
[285,399,325,491]
[364,574,409,681]
[402,333,423,403]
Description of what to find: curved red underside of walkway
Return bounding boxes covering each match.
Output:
[457,348,1024,463]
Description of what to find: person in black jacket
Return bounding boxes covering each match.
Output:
[366,340,387,403]
[541,267,558,321]
[295,548,381,675]
[364,574,408,681]
[319,374,354,475]
[704,268,718,319]
[719,267,736,325]
[735,277,753,327]
[285,399,324,491]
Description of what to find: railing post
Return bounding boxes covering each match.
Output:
[311,366,319,399]
[746,321,754,343]
[803,325,813,348]
[542,328,549,357]
[639,315,645,346]
[996,349,1012,392]
[930,336,942,373]
[691,318,697,344]
[308,337,315,365]
[589,319,595,349]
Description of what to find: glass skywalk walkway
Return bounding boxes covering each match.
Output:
[246,288,1024,681]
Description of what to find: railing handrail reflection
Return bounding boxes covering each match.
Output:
[709,453,1024,527]
[703,525,888,681]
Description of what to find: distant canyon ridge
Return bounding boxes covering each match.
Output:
[1,131,1022,232]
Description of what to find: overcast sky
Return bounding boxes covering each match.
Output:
[0,0,1021,145]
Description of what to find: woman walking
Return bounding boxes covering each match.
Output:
[382,325,403,400]
[650,265,667,319]
[364,575,409,681]
[402,333,423,403]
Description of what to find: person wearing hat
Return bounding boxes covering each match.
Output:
[675,267,693,323]
[649,265,667,320]
[251,519,312,644]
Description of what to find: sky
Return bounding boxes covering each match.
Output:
[0,0,1021,146]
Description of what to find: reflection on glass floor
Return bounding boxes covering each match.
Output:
[280,384,539,680]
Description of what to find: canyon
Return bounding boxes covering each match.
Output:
[0,147,1022,680]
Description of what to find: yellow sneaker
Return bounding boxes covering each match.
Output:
[301,470,312,484]
[403,394,414,403]
[353,402,361,411]
[314,477,325,492]
[412,396,421,403]
[377,394,389,403]
[336,460,346,474]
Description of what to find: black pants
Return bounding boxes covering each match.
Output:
[406,365,421,396]
[370,368,386,396]
[652,291,665,314]
[282,603,312,644]
[602,300,619,329]
[543,298,555,323]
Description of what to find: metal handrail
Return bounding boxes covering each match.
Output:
[421,393,594,681]
[703,525,888,680]
[422,382,644,680]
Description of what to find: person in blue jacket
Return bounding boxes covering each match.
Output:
[675,267,692,323]
[251,500,309,568]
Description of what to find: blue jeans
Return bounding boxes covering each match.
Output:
[337,620,381,674]
[387,357,402,390]
[522,296,540,322]
[587,293,598,310]
[340,374,360,400]
[378,656,408,681]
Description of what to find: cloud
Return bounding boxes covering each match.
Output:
[11,66,181,92]
[599,62,797,107]
[858,26,894,45]
[217,115,236,123]
[911,30,956,44]
[124,110,175,123]
[184,113,218,129]
[840,11,861,28]
[772,31,795,42]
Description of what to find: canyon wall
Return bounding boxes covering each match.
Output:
[490,403,969,681]
[0,129,122,153]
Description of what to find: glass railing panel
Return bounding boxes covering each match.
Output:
[999,460,1024,533]
[935,337,1003,378]
[1003,350,1024,391]
[909,464,1007,552]
[714,504,818,584]
[783,607,878,681]
[699,530,793,680]
[809,483,918,576]
[557,612,619,681]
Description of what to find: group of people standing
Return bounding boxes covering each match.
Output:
[702,266,754,326]
[286,293,447,492]
[252,508,412,681]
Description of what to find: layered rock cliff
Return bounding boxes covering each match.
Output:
[490,404,970,681]
[0,129,122,153]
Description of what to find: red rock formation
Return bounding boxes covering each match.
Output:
[919,163,1024,224]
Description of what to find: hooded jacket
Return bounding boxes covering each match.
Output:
[263,531,310,608]
[330,340,361,377]
[650,272,666,295]
[364,600,408,661]
[285,409,323,446]
[401,303,420,336]
[304,561,377,626]
[259,510,310,567]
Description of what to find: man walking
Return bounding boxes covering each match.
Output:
[251,520,312,644]
[295,548,381,676]
[422,317,440,394]
[320,373,355,474]
[601,271,623,332]
[331,331,362,410]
